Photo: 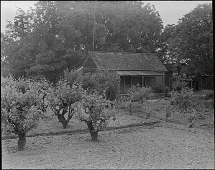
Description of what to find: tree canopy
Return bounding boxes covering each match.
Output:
[158,3,213,78]
[1,2,212,82]
[1,1,163,82]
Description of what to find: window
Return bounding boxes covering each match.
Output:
[125,76,131,84]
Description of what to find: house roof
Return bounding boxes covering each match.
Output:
[88,51,167,72]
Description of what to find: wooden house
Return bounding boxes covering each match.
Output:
[82,51,167,94]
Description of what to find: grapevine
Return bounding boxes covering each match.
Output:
[74,91,116,141]
[1,77,42,150]
[46,80,83,128]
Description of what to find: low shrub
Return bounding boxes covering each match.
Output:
[82,71,120,101]
[63,69,82,87]
[201,90,214,100]
[117,101,128,110]
[128,86,154,103]
[198,99,214,108]
[164,86,170,97]
[172,76,187,92]
[127,86,154,118]
[82,73,99,93]
[171,86,198,118]
[153,85,164,93]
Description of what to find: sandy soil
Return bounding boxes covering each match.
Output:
[2,122,214,169]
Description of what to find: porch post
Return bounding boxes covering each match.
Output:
[123,76,125,94]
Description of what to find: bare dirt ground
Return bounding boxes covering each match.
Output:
[2,121,214,169]
[2,98,214,169]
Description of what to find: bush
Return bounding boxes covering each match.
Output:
[153,85,164,93]
[128,86,153,102]
[47,80,83,128]
[172,76,187,92]
[82,73,99,93]
[127,86,154,118]
[63,68,82,87]
[171,87,196,115]
[82,71,120,101]
[117,101,128,110]
[1,77,43,150]
[164,86,170,97]
[201,90,214,100]
[197,99,214,108]
[74,92,116,141]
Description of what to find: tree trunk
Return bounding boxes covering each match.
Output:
[86,120,99,141]
[18,133,26,151]
[57,114,69,129]
[90,131,98,141]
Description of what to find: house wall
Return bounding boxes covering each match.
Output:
[83,56,98,74]
[165,71,173,87]
[156,76,163,87]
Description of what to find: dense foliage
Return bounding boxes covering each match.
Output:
[172,75,188,92]
[74,92,116,141]
[1,76,43,150]
[158,3,213,79]
[47,80,83,128]
[171,87,196,114]
[128,85,154,103]
[1,1,163,82]
[1,76,117,145]
[82,71,120,101]
[63,68,82,86]
[127,86,154,118]
[171,83,199,127]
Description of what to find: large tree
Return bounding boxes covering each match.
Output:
[1,7,37,79]
[157,24,177,63]
[94,1,163,52]
[26,1,86,83]
[164,3,213,78]
[54,1,163,52]
[2,1,164,80]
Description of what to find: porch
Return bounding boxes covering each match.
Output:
[117,71,165,94]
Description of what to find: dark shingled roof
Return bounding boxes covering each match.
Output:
[88,51,167,72]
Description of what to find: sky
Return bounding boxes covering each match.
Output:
[1,1,212,33]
